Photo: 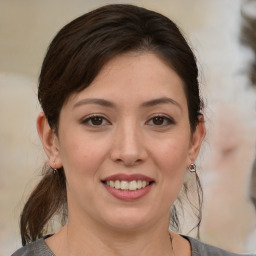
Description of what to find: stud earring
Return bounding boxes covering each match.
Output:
[51,161,58,174]
[188,163,196,172]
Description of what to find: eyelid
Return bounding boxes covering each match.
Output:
[81,114,111,126]
[146,114,175,126]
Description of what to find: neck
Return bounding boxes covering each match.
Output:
[57,218,175,256]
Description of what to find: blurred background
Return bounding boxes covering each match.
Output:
[1,0,256,255]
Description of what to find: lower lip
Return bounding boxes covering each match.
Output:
[103,183,153,201]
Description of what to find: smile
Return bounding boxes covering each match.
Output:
[102,173,155,201]
[104,180,151,191]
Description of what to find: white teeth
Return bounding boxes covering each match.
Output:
[128,180,137,191]
[120,180,129,190]
[106,180,150,191]
[115,180,120,189]
[137,180,142,189]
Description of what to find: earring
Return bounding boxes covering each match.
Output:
[51,161,58,174]
[188,163,196,172]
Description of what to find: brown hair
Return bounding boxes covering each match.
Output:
[240,0,256,86]
[20,4,204,245]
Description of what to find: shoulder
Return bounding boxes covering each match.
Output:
[183,236,256,256]
[11,236,55,256]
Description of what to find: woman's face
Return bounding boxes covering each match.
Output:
[48,52,204,232]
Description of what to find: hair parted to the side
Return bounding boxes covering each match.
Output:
[20,4,204,245]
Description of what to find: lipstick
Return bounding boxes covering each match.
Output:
[102,173,154,201]
[103,173,154,182]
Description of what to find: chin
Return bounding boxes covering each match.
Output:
[100,207,159,232]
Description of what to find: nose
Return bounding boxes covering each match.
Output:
[110,122,148,166]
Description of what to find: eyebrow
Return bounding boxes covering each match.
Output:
[73,97,181,110]
[73,98,115,108]
[141,97,182,110]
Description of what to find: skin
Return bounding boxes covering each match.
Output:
[37,52,205,256]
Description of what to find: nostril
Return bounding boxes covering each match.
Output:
[112,155,143,166]
[110,137,148,165]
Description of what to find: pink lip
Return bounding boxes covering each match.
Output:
[103,183,153,201]
[103,173,154,182]
[102,173,155,201]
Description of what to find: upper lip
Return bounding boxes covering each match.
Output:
[102,173,154,182]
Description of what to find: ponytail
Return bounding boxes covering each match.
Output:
[20,165,67,245]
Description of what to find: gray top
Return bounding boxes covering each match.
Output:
[11,235,255,256]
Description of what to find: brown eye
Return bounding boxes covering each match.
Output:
[152,116,165,125]
[82,115,110,127]
[91,116,104,125]
[146,115,175,127]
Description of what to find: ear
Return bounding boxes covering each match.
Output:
[37,112,62,169]
[187,115,206,166]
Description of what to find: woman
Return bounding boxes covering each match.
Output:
[12,4,254,256]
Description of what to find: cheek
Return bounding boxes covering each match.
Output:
[58,132,109,177]
[58,134,111,206]
[152,134,191,195]
[152,134,191,170]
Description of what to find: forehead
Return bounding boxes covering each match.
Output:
[68,52,187,107]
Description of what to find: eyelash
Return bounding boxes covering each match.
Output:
[81,114,175,128]
[81,114,111,127]
[146,115,175,127]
